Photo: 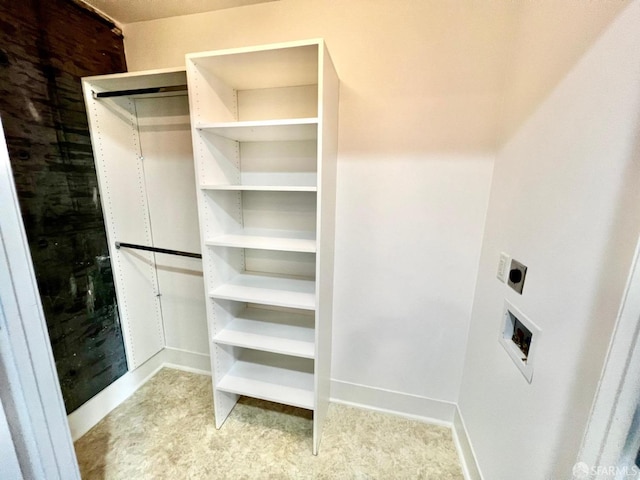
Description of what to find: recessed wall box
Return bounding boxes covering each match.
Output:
[508,259,527,294]
[499,299,541,383]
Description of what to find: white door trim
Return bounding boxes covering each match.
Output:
[0,394,22,479]
[576,234,640,477]
[0,117,80,479]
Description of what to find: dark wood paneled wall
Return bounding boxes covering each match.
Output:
[0,0,128,412]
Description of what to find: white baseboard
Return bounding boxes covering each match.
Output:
[67,348,210,441]
[453,406,483,480]
[162,347,211,375]
[330,379,456,427]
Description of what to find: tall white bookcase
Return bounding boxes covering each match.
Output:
[186,39,339,454]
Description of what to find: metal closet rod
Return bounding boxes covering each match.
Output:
[93,84,188,98]
[115,241,202,259]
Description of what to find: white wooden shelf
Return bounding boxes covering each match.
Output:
[210,272,315,310]
[213,307,315,358]
[196,118,318,142]
[200,184,317,192]
[206,229,316,253]
[216,350,314,409]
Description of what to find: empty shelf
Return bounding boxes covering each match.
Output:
[214,307,315,358]
[200,184,317,192]
[207,229,316,253]
[210,272,315,310]
[197,118,318,142]
[216,350,314,409]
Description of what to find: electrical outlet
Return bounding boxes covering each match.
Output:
[497,252,510,282]
[508,259,527,294]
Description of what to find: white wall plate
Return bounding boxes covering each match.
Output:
[499,299,541,383]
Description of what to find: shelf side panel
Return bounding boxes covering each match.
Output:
[187,52,242,431]
[187,60,237,123]
[201,190,244,237]
[313,42,340,455]
[208,244,245,290]
[198,132,240,186]
[82,82,165,370]
[211,342,241,428]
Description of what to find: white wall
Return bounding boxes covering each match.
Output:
[122,0,502,408]
[458,2,640,479]
[135,96,209,357]
[497,0,630,142]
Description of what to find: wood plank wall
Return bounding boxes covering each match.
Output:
[0,0,128,413]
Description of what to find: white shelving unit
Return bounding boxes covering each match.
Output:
[187,39,339,454]
[82,68,209,371]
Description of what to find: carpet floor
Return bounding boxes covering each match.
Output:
[74,368,465,479]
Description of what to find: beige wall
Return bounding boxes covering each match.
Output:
[120,8,639,469]
[122,0,502,407]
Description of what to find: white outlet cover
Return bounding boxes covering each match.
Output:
[497,252,510,282]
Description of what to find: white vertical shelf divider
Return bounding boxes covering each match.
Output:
[186,39,339,454]
[313,41,340,456]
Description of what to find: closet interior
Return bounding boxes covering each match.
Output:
[82,39,339,453]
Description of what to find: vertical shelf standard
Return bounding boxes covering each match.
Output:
[187,39,339,454]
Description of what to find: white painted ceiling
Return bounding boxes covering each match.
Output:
[81,0,277,24]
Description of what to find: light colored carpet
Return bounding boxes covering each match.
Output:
[75,368,465,479]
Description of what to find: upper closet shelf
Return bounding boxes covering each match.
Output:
[196,118,318,142]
